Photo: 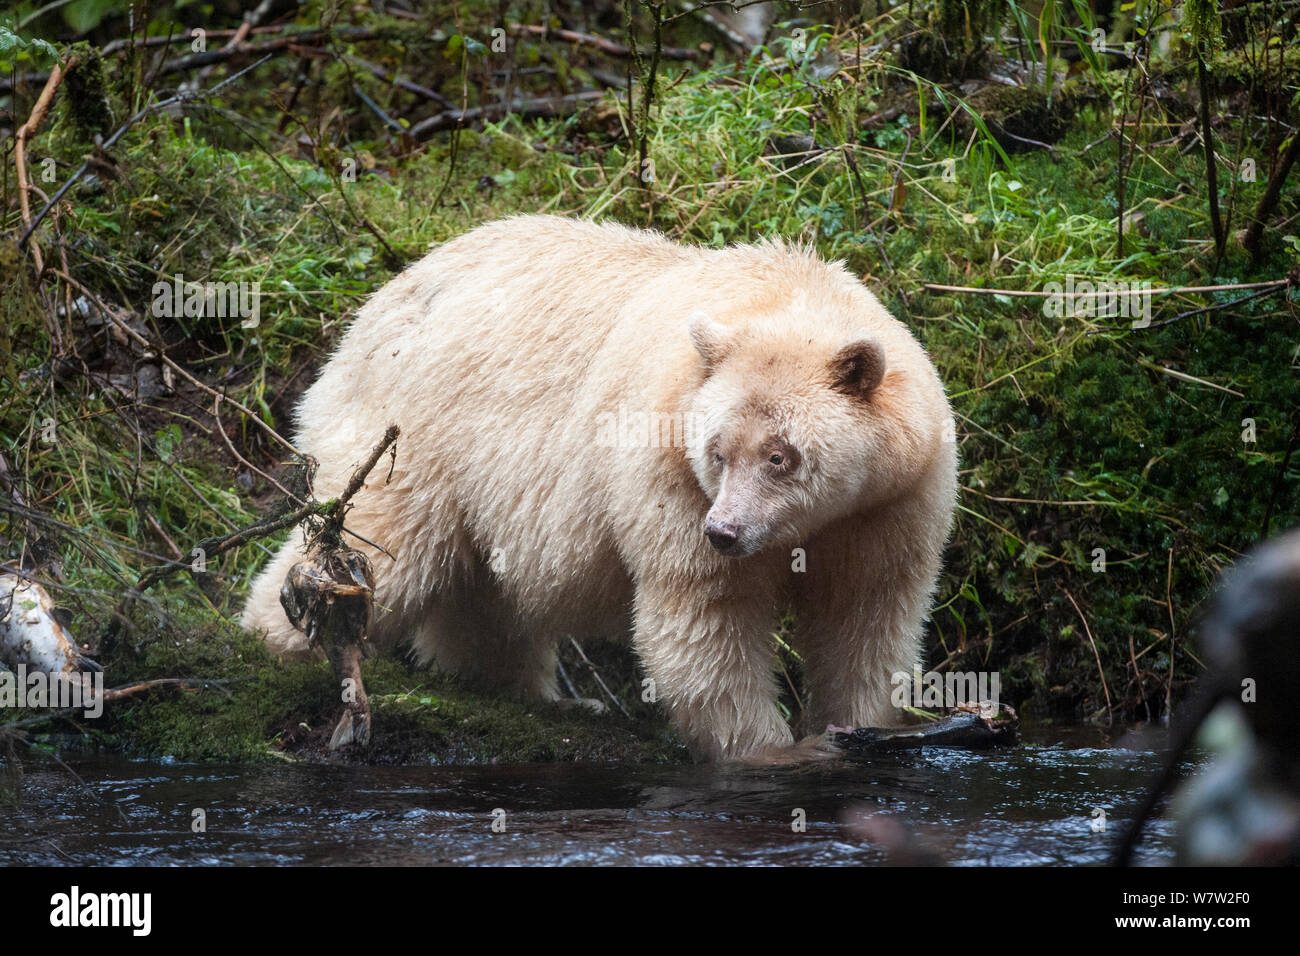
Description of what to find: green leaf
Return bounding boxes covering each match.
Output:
[63,0,117,35]
[154,423,183,463]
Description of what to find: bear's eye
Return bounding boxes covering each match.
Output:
[763,442,800,474]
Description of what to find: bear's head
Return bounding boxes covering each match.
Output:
[685,310,934,558]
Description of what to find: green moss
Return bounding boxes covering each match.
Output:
[362,657,685,765]
[62,47,112,140]
[9,602,685,764]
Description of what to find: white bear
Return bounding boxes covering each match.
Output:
[241,215,958,760]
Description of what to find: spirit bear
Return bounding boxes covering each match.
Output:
[241,215,958,761]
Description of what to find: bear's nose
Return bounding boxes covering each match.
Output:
[705,520,741,553]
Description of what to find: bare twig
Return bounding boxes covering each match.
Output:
[0,678,244,734]
[1136,359,1243,397]
[408,89,606,138]
[346,55,454,108]
[126,426,399,602]
[192,0,275,85]
[1064,588,1114,725]
[1243,128,1300,259]
[567,638,631,717]
[213,395,303,504]
[507,23,701,60]
[0,25,376,92]
[1136,284,1288,329]
[13,54,78,274]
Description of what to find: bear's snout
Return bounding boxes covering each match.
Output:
[705,518,743,555]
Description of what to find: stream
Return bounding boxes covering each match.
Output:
[0,725,1186,866]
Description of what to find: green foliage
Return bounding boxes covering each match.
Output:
[1184,0,1225,58]
[0,24,60,71]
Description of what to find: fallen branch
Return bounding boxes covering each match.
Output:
[1136,358,1244,397]
[1136,283,1288,329]
[13,54,78,275]
[409,89,607,138]
[0,678,245,734]
[193,0,275,86]
[507,23,702,60]
[346,55,454,109]
[127,421,397,598]
[0,25,379,92]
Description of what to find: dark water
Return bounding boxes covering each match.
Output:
[0,726,1185,866]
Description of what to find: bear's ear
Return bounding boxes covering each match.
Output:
[689,313,736,369]
[829,336,887,398]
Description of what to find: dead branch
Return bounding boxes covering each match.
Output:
[1064,588,1114,725]
[0,677,245,735]
[346,55,454,109]
[193,0,275,86]
[567,637,631,717]
[1138,282,1291,329]
[0,25,378,92]
[408,89,607,138]
[13,54,78,275]
[507,23,701,61]
[278,426,400,750]
[1243,129,1300,259]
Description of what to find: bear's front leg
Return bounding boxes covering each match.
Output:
[633,580,793,761]
[793,507,947,735]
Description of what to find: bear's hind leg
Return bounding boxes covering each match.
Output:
[407,591,561,701]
